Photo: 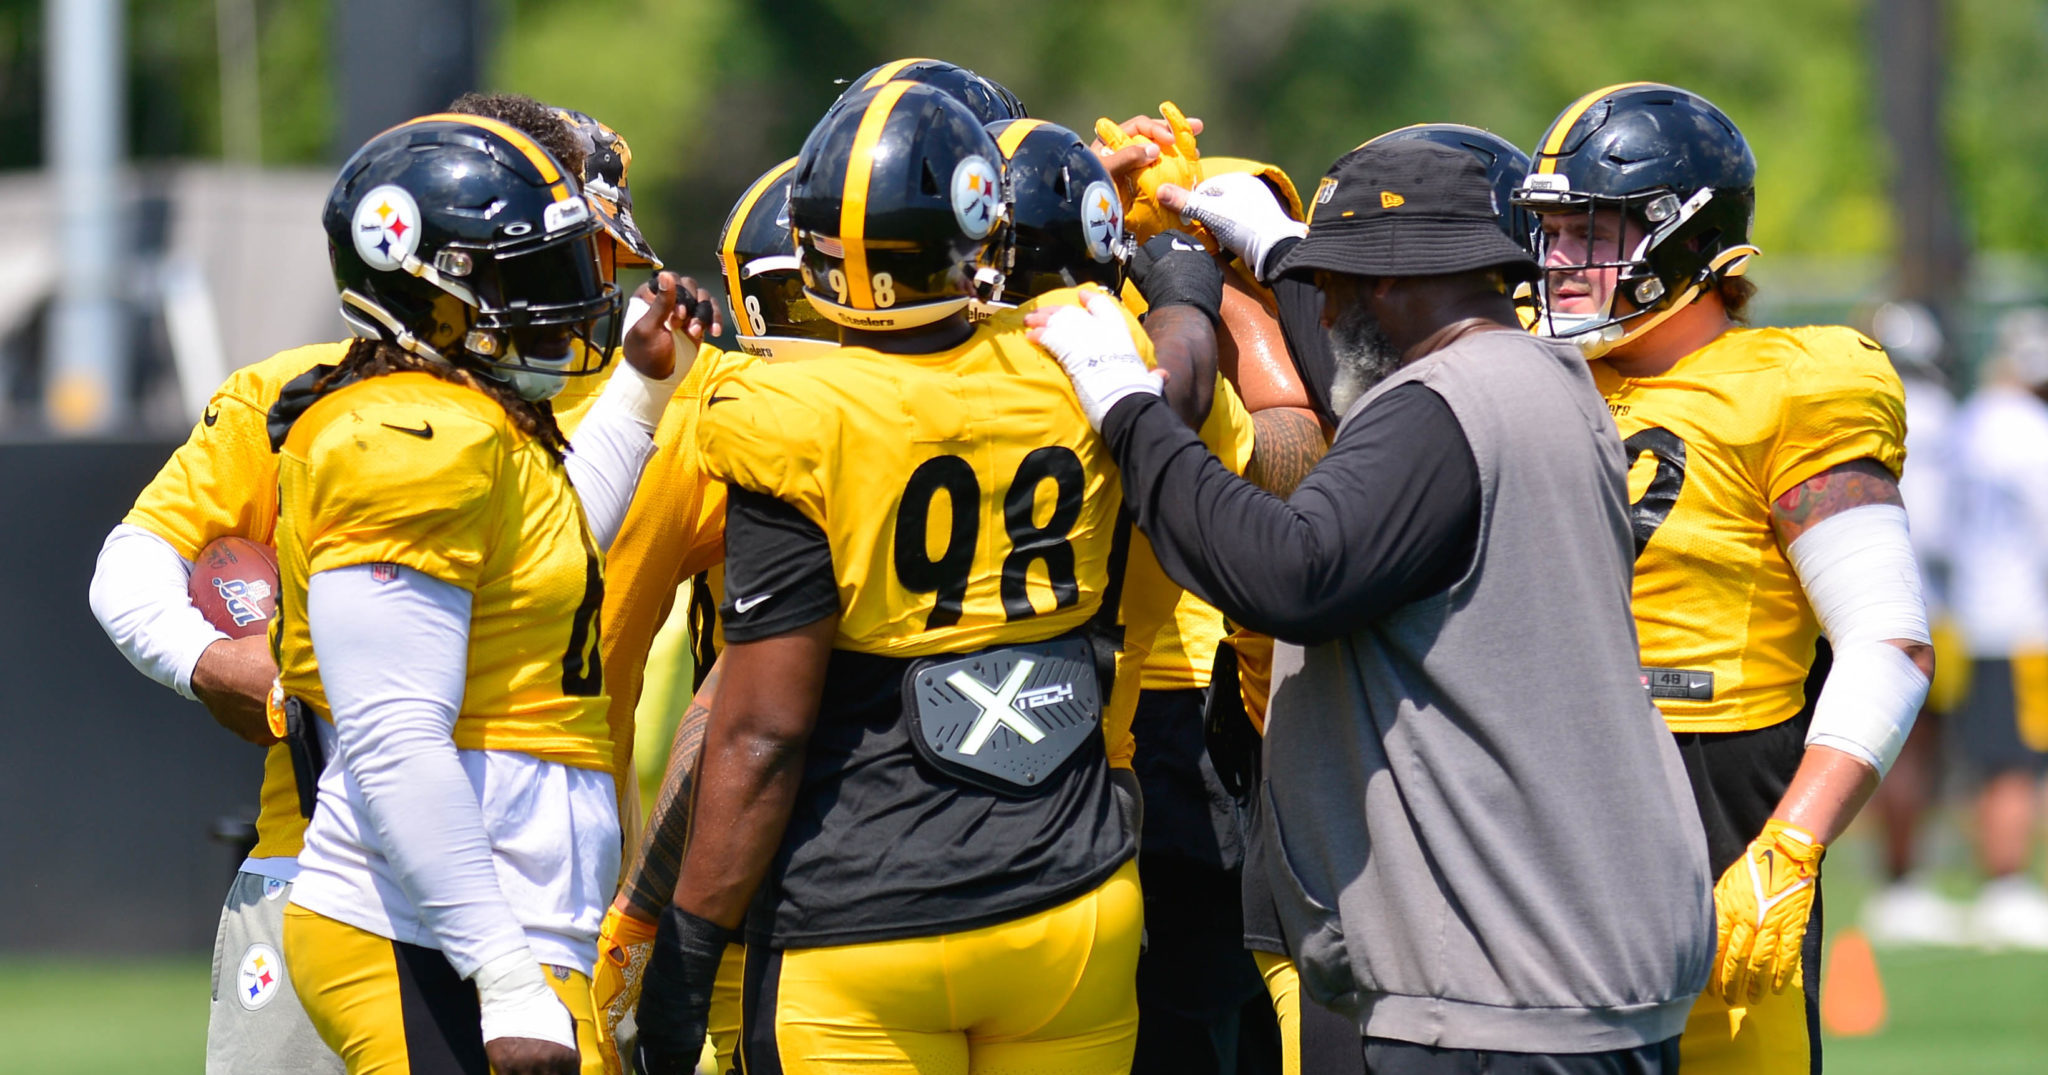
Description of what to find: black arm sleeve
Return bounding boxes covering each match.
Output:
[1265,237,1340,427]
[1100,381,1479,646]
[718,486,839,642]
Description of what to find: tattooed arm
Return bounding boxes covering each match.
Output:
[1767,458,1936,844]
[615,657,723,921]
[1246,408,1326,497]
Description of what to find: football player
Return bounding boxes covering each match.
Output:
[271,112,713,1074]
[1512,84,1934,1074]
[631,83,1169,1075]
[85,94,668,1075]
[588,159,822,1075]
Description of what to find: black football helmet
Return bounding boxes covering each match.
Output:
[323,114,619,393]
[1513,83,1759,357]
[1357,124,1534,251]
[986,119,1130,303]
[790,82,1010,331]
[719,158,836,361]
[836,58,1026,125]
[555,107,662,271]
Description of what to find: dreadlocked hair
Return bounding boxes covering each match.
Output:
[317,338,571,461]
[445,92,586,178]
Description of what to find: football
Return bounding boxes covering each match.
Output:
[188,536,281,639]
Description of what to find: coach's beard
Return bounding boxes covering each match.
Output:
[1326,299,1402,417]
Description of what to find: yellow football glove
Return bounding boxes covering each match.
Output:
[590,904,659,1075]
[1710,819,1824,1007]
[1095,101,1205,246]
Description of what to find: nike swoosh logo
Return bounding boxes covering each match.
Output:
[382,421,434,439]
[203,407,220,427]
[733,593,774,613]
[707,395,738,406]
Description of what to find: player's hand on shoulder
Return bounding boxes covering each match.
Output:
[190,635,280,746]
[625,272,724,382]
[1026,289,1163,429]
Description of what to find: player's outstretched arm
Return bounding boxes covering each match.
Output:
[635,618,832,1074]
[1709,458,1934,1008]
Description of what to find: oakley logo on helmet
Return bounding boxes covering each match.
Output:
[951,155,1001,240]
[352,184,422,271]
[1081,180,1122,263]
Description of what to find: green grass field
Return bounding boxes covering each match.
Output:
[4,830,2044,1073]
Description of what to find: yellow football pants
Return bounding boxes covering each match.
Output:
[1253,950,1300,1075]
[284,905,603,1074]
[741,859,1142,1074]
[1677,979,1810,1075]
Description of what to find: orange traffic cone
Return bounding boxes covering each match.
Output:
[1820,927,1887,1037]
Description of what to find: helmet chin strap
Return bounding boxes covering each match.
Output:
[340,290,455,365]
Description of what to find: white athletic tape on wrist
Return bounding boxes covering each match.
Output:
[473,949,577,1050]
[1787,503,1932,775]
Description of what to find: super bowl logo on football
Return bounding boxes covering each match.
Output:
[212,576,274,628]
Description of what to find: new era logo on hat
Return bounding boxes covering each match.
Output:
[1273,141,1538,283]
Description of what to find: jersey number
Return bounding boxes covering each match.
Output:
[560,536,604,696]
[1623,427,1687,560]
[893,447,1086,629]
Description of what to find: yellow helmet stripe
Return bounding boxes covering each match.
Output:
[995,118,1046,159]
[409,112,572,201]
[863,57,931,91]
[1535,82,1659,172]
[840,80,916,311]
[722,157,798,320]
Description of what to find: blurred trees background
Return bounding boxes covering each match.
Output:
[1,0,2045,341]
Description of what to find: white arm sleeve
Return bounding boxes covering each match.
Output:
[88,523,229,700]
[308,564,573,1048]
[564,297,681,550]
[1787,504,1934,776]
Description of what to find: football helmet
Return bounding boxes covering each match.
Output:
[323,113,620,397]
[719,157,836,361]
[790,82,1010,331]
[987,119,1130,303]
[836,58,1026,125]
[555,107,663,271]
[1513,82,1759,357]
[1356,124,1533,250]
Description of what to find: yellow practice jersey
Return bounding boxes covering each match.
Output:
[701,288,1161,766]
[1595,325,1907,733]
[1131,375,1259,692]
[275,372,613,771]
[125,342,348,860]
[597,344,757,817]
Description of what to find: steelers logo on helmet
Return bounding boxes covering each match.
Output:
[952,155,1001,241]
[352,184,422,271]
[1081,180,1122,263]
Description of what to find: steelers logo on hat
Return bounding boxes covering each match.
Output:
[353,184,422,271]
[1081,180,1124,263]
[951,155,1001,240]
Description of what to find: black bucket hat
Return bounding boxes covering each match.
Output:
[1273,140,1539,283]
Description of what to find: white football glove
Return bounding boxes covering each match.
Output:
[1032,290,1161,430]
[1161,172,1307,280]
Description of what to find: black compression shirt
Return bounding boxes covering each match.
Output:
[1101,381,1480,646]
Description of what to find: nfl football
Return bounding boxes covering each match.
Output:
[189,536,281,639]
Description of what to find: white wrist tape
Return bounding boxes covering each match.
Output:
[473,949,576,1050]
[1787,504,1932,775]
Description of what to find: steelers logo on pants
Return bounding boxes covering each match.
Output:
[238,942,284,1011]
